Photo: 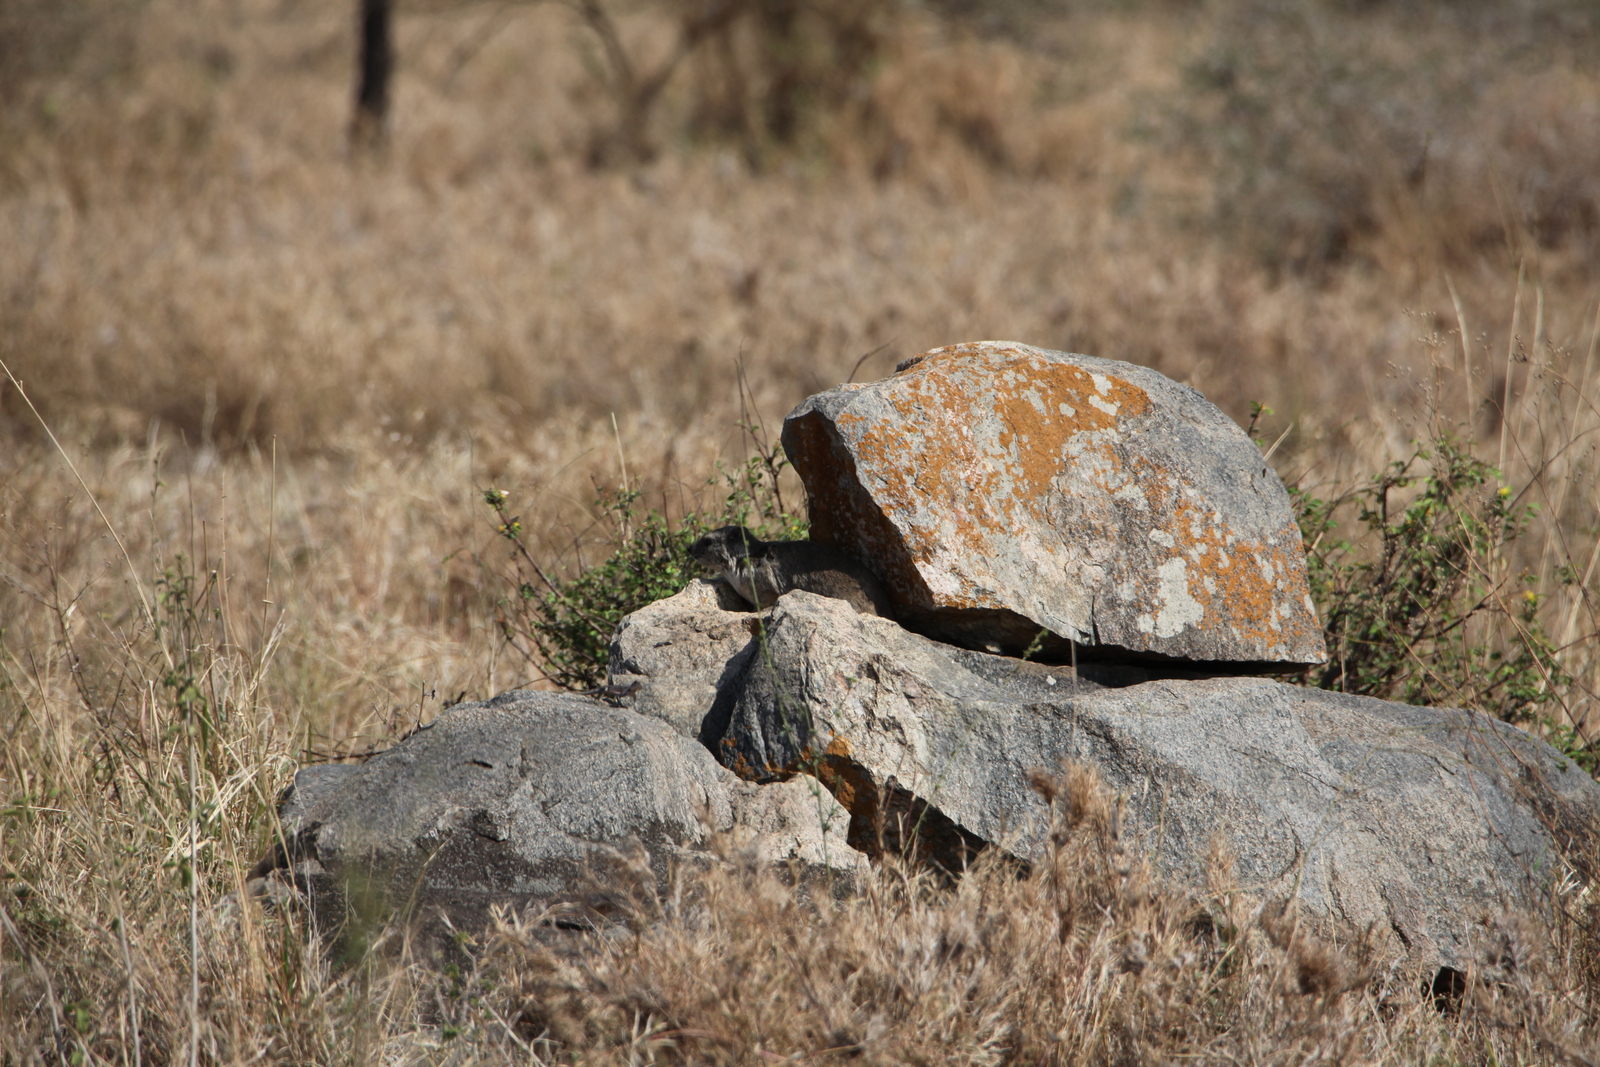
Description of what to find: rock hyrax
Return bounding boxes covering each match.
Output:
[688,526,895,618]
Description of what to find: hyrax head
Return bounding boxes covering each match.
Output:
[688,525,765,571]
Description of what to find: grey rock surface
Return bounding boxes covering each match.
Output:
[643,587,1597,969]
[261,689,864,929]
[608,579,760,745]
[781,340,1326,666]
[726,775,861,871]
[610,581,1198,750]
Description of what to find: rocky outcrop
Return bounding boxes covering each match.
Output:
[620,584,1600,970]
[256,350,1591,976]
[782,341,1326,667]
[253,690,864,933]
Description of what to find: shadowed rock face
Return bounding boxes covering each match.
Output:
[781,341,1327,667]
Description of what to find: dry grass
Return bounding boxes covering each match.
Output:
[485,766,1600,1065]
[3,0,1600,1061]
[3,0,1595,451]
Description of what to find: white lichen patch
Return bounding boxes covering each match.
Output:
[1257,555,1279,583]
[1153,557,1206,638]
[1090,372,1112,395]
[1088,394,1120,416]
[1147,528,1175,547]
[1114,483,1149,508]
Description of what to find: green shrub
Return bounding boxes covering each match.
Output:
[1291,435,1573,735]
[486,439,805,691]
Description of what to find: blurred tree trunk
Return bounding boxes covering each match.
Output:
[351,0,393,150]
[581,0,747,167]
[757,0,802,146]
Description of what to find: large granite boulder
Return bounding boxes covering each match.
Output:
[608,578,762,745]
[254,690,863,933]
[615,585,1600,970]
[781,340,1326,667]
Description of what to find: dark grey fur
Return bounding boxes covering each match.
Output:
[688,526,895,618]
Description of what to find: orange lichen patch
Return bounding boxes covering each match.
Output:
[786,340,1325,663]
[811,751,871,816]
[1087,449,1321,658]
[719,735,764,781]
[785,409,936,609]
[1171,516,1315,651]
[1124,497,1315,653]
[836,344,1150,611]
[802,744,897,858]
[894,346,1147,486]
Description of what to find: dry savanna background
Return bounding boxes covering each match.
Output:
[3,0,1600,1062]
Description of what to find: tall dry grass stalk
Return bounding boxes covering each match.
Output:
[1382,285,1600,731]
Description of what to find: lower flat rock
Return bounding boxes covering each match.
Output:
[259,690,863,933]
[637,588,1598,970]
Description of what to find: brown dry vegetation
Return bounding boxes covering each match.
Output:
[3,0,1600,1062]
